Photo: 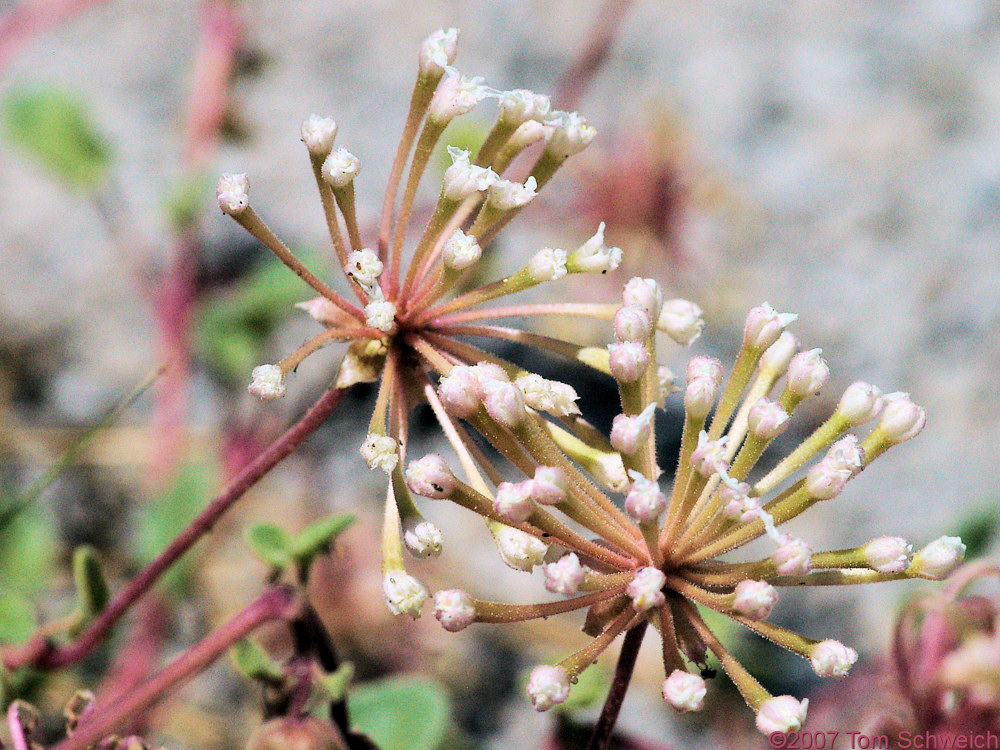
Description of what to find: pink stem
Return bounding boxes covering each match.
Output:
[7,702,31,750]
[429,303,616,326]
[0,0,105,70]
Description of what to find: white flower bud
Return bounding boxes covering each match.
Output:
[690,431,729,478]
[487,176,537,210]
[418,27,458,76]
[442,146,498,201]
[771,535,812,576]
[428,72,489,123]
[877,392,926,444]
[494,525,548,571]
[498,88,551,125]
[365,299,397,333]
[593,453,629,492]
[248,364,285,400]
[837,382,884,424]
[613,305,652,342]
[721,482,762,522]
[433,589,475,632]
[344,248,383,288]
[759,332,799,374]
[515,374,580,416]
[743,302,798,350]
[321,147,361,188]
[610,403,656,455]
[756,696,809,735]
[300,115,338,157]
[383,571,428,619]
[622,277,663,319]
[469,362,510,390]
[531,466,568,505]
[442,229,482,270]
[748,398,790,440]
[438,366,480,418]
[810,639,858,678]
[360,433,398,473]
[568,222,623,274]
[526,247,567,282]
[403,520,443,559]
[544,553,585,596]
[544,110,596,159]
[405,454,456,499]
[733,580,777,620]
[658,299,705,346]
[627,566,666,611]
[909,536,966,580]
[662,670,707,713]
[216,172,249,216]
[527,665,571,711]
[625,470,666,523]
[482,380,526,428]
[863,536,912,573]
[608,341,649,383]
[494,480,535,523]
[295,297,344,325]
[505,120,553,153]
[786,349,829,397]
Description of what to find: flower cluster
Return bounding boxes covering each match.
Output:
[219,28,963,735]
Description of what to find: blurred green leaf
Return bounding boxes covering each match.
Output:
[437,120,488,176]
[2,88,110,189]
[0,589,37,645]
[68,545,109,636]
[231,638,285,684]
[247,523,293,569]
[164,174,214,230]
[291,514,355,568]
[348,676,451,750]
[954,507,999,559]
[554,662,609,713]
[315,662,354,703]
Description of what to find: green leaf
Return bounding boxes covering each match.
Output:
[0,589,37,645]
[954,507,1000,560]
[231,639,285,684]
[164,174,214,230]
[247,524,293,569]
[347,676,451,750]
[68,546,109,636]
[2,88,110,189]
[554,663,609,713]
[315,662,354,703]
[291,515,356,567]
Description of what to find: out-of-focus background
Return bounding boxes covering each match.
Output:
[1,1,998,749]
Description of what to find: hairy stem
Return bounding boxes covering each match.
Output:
[586,620,647,750]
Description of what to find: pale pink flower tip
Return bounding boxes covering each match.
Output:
[531,466,568,505]
[756,696,809,735]
[627,566,666,611]
[527,664,571,711]
[442,229,482,270]
[428,72,489,123]
[786,348,829,397]
[482,379,526,428]
[608,341,649,384]
[863,535,911,573]
[759,331,799,373]
[321,147,361,188]
[910,536,966,580]
[810,639,858,678]
[690,431,729,478]
[658,298,705,346]
[743,302,798,350]
[610,403,657,455]
[498,88,551,125]
[405,454,456,499]
[771,535,812,576]
[625,470,666,523]
[300,114,338,156]
[418,27,459,76]
[248,364,285,400]
[748,398,790,440]
[442,146,498,201]
[662,670,707,712]
[526,247,567,283]
[438,366,480,418]
[544,110,596,158]
[493,480,535,523]
[433,589,476,632]
[543,553,585,596]
[613,305,652,342]
[877,392,926,443]
[733,579,777,620]
[216,172,249,216]
[622,277,663,319]
[837,381,884,424]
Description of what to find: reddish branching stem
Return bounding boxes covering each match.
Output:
[51,586,301,750]
[587,621,648,750]
[1,388,345,672]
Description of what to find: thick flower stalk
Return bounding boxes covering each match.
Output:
[217,28,961,738]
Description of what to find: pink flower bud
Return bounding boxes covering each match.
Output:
[686,355,724,385]
[733,580,777,620]
[433,589,475,632]
[863,536,911,573]
[610,404,656,455]
[810,639,858,678]
[428,72,489,123]
[469,362,510,398]
[527,665,571,711]
[438,366,480,418]
[405,454,456,499]
[748,398,790,440]
[721,483,762,523]
[494,480,535,523]
[543,553,585,596]
[482,380,526,428]
[627,567,666,611]
[743,302,798,350]
[498,88,551,125]
[300,114,338,157]
[690,431,729,478]
[837,382,884,424]
[625,470,666,523]
[786,348,829,397]
[658,298,705,345]
[759,332,799,374]
[217,172,249,216]
[662,670,707,712]
[771,535,812,575]
[531,466,568,505]
[825,435,864,475]
[877,392,926,443]
[756,696,808,734]
[608,341,649,383]
[442,146,497,201]
[910,536,966,580]
[622,277,663,319]
[804,460,850,500]
[684,377,718,419]
[487,176,538,210]
[614,305,652,342]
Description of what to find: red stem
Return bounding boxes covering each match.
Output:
[587,621,647,750]
[1,388,345,671]
[50,586,300,750]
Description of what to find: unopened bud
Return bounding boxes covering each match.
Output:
[756,696,809,735]
[610,403,656,455]
[544,553,585,596]
[433,589,475,632]
[608,341,649,383]
[909,536,966,580]
[863,536,911,573]
[405,455,456,499]
[877,392,926,443]
[662,670,707,713]
[771,535,812,575]
[419,27,459,76]
[627,566,666,611]
[321,147,361,188]
[531,466,568,505]
[810,640,858,678]
[515,374,580,417]
[438,366,480,418]
[482,380,526,428]
[527,665,571,711]
[428,72,490,123]
[733,579,777,620]
[300,115,338,157]
[365,299,397,333]
[743,302,798,350]
[442,146,498,201]
[748,398,790,440]
[658,299,705,345]
[786,348,829,397]
[216,172,249,216]
[614,305,652,342]
[622,277,663,319]
[494,480,535,523]
[526,247,567,282]
[625,470,666,523]
[837,382,884,424]
[249,364,285,400]
[690,431,729,478]
[442,229,482,270]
